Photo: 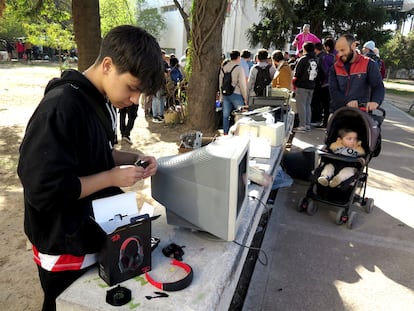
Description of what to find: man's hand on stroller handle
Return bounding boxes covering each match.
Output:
[347,101,379,111]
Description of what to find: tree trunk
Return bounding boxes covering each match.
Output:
[187,1,227,133]
[72,0,101,72]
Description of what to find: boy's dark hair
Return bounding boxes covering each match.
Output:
[241,49,251,59]
[257,49,269,61]
[170,57,179,67]
[303,42,315,53]
[272,50,284,62]
[323,38,335,52]
[314,42,323,51]
[97,25,164,95]
[230,50,240,60]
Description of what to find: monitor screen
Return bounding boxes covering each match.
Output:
[249,96,286,109]
[151,136,250,241]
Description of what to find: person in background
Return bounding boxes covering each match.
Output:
[247,48,276,97]
[287,53,297,70]
[16,39,24,60]
[169,56,183,85]
[329,34,384,113]
[292,42,318,132]
[119,105,138,144]
[6,40,14,61]
[17,25,164,311]
[373,47,386,80]
[362,40,381,65]
[151,50,170,124]
[240,49,252,83]
[319,38,336,127]
[179,47,188,69]
[310,42,326,126]
[292,24,321,56]
[219,49,248,135]
[271,50,292,90]
[24,41,33,62]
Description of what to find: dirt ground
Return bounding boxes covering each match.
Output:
[0,63,217,310]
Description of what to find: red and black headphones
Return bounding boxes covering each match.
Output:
[145,259,193,291]
[118,236,144,273]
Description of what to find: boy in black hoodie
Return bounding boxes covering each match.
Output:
[17,25,164,311]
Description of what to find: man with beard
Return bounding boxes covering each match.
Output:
[329,34,384,113]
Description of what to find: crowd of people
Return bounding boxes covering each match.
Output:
[0,38,78,63]
[218,24,386,134]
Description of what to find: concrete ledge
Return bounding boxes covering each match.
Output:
[57,146,284,311]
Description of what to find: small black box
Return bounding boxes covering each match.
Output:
[92,193,152,286]
[98,216,151,286]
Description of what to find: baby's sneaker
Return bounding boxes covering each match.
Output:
[329,176,342,188]
[317,176,329,187]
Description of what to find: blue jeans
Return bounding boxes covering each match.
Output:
[295,87,314,128]
[152,89,165,117]
[222,93,244,134]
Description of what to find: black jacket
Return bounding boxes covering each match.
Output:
[293,52,318,90]
[18,70,121,256]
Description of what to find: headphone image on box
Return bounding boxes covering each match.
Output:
[118,236,144,273]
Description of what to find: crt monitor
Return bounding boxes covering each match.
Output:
[151,136,250,241]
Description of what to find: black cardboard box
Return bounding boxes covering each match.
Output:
[92,193,152,286]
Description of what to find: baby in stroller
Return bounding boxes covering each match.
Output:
[317,128,365,188]
[297,105,386,227]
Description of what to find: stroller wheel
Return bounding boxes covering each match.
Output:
[305,199,318,216]
[335,208,347,225]
[297,197,307,212]
[346,211,357,229]
[363,198,374,214]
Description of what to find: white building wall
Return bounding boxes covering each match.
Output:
[145,0,190,58]
[222,0,261,56]
[145,0,261,58]
[159,10,186,56]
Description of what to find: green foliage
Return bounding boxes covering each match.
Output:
[0,6,26,40]
[324,0,392,44]
[249,0,394,50]
[100,0,135,37]
[100,0,165,40]
[382,32,414,70]
[247,0,295,49]
[136,7,166,39]
[0,0,73,49]
[247,3,294,50]
[27,22,73,50]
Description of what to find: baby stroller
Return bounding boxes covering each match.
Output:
[297,105,386,228]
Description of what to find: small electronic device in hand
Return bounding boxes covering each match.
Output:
[134,159,149,168]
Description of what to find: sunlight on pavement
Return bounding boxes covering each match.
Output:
[366,187,414,229]
[334,265,414,310]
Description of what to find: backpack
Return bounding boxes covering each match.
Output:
[254,64,272,96]
[221,65,239,96]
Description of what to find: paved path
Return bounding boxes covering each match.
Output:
[243,102,414,311]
